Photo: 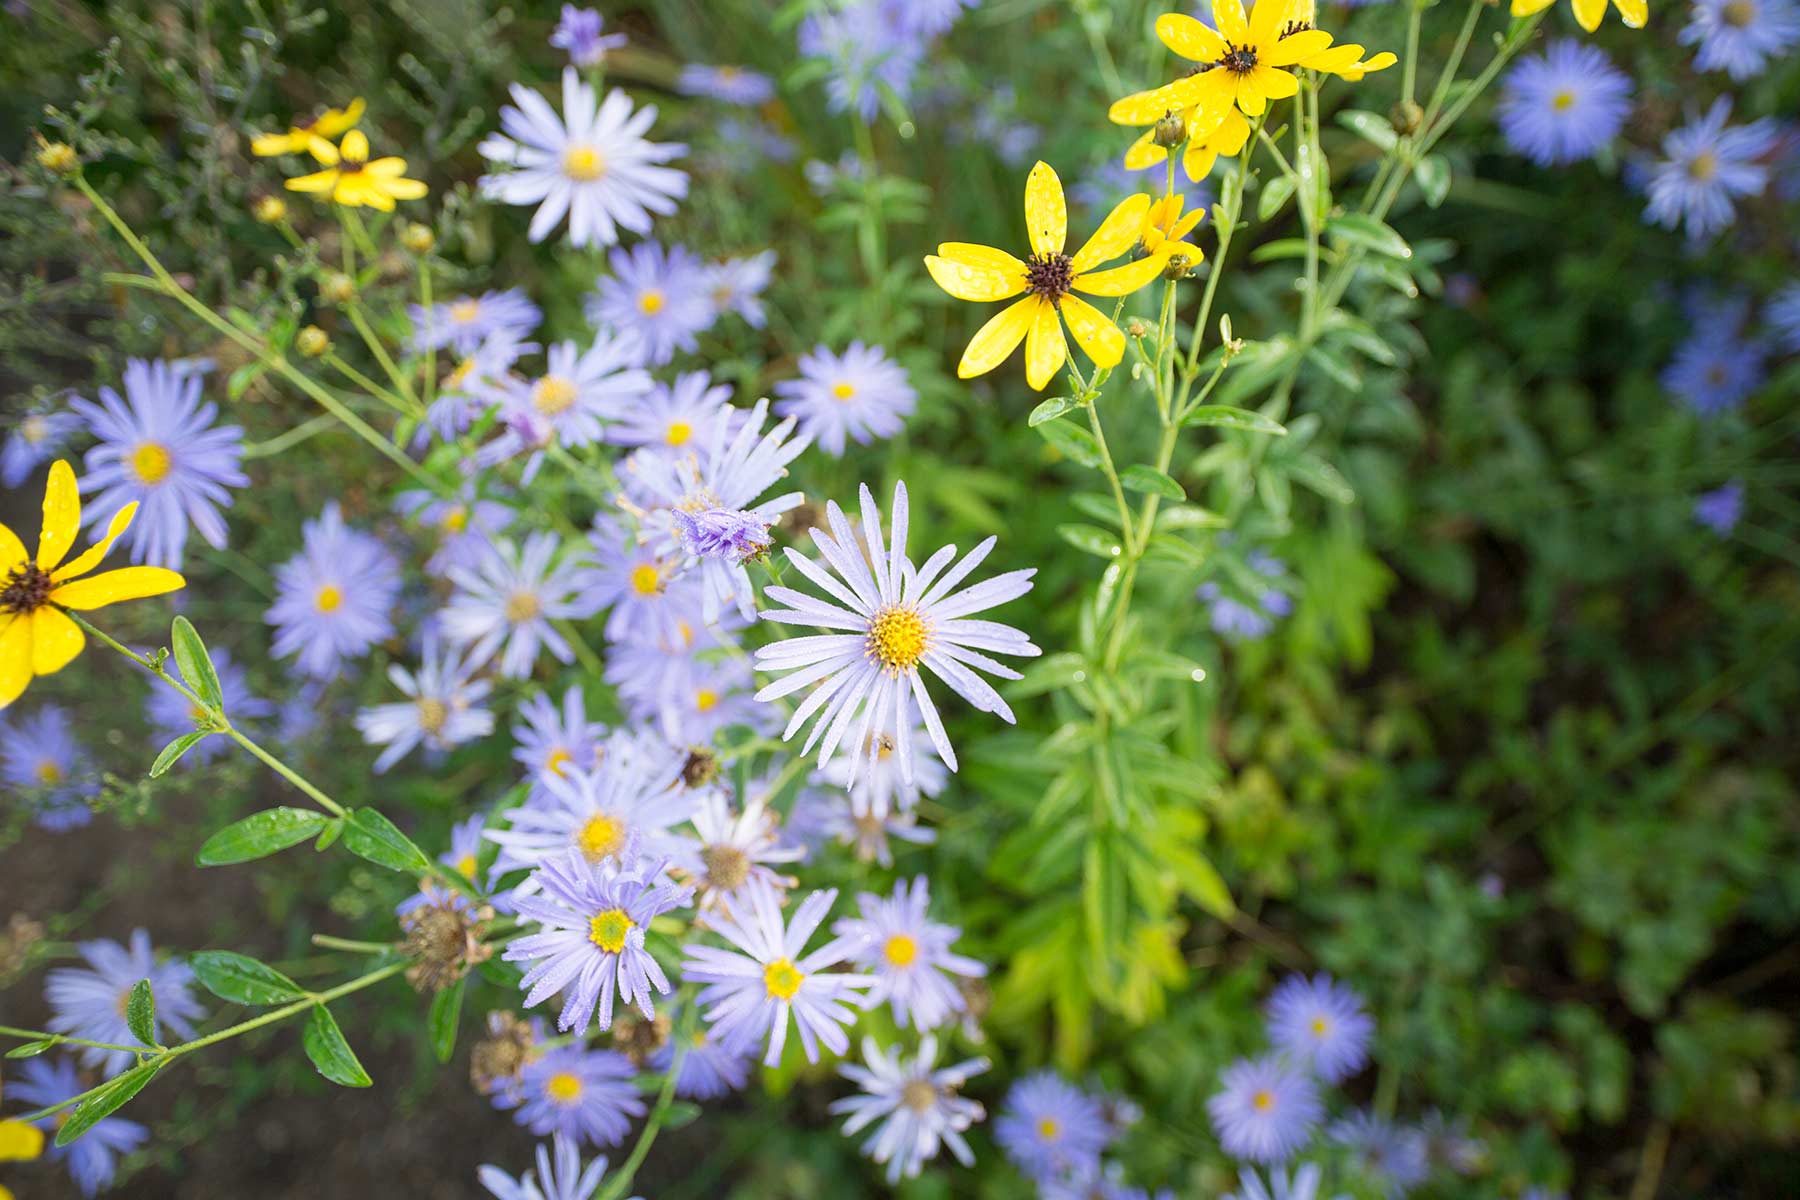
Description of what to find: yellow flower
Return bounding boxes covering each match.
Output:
[0,461,185,710]
[1140,193,1206,261]
[924,162,1167,391]
[1511,0,1646,30]
[1125,106,1253,182]
[251,97,366,157]
[0,1117,43,1163]
[285,129,428,211]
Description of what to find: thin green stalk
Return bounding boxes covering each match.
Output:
[1085,402,1134,539]
[1421,0,1488,131]
[597,1042,689,1200]
[242,413,338,460]
[323,352,414,418]
[310,935,395,954]
[1401,0,1423,108]
[419,260,437,408]
[344,300,422,413]
[0,1027,152,1056]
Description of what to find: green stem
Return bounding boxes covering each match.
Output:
[343,301,421,414]
[596,1042,688,1200]
[323,352,414,418]
[310,935,395,954]
[242,413,338,460]
[0,1027,151,1055]
[1085,402,1134,540]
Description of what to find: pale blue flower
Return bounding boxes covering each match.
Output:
[550,6,625,67]
[1330,1111,1430,1198]
[499,1045,645,1147]
[667,789,803,911]
[676,64,776,105]
[2,703,96,830]
[648,1021,754,1100]
[266,502,402,680]
[773,341,916,456]
[2,406,81,487]
[45,929,204,1076]
[798,2,923,121]
[1266,973,1375,1083]
[442,532,594,678]
[1680,0,1800,81]
[834,876,985,1032]
[1643,98,1778,240]
[603,370,732,451]
[1768,280,1800,352]
[703,251,776,328]
[994,1071,1110,1182]
[1693,480,1744,533]
[393,484,514,577]
[832,1035,989,1183]
[580,515,705,647]
[409,288,541,355]
[1660,294,1767,415]
[1207,1055,1322,1164]
[670,506,772,563]
[1498,41,1633,166]
[479,1134,624,1200]
[512,684,609,795]
[355,631,495,772]
[586,242,716,366]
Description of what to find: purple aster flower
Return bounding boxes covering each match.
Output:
[676,64,776,106]
[580,515,704,647]
[994,1071,1110,1182]
[705,117,799,173]
[1207,1055,1323,1165]
[585,242,717,367]
[797,2,923,122]
[681,882,875,1066]
[2,703,97,830]
[499,1044,645,1147]
[1223,1163,1334,1200]
[773,341,916,457]
[442,532,594,679]
[1199,552,1292,640]
[1768,280,1800,352]
[266,502,402,680]
[2,405,82,488]
[145,646,275,767]
[11,1056,148,1196]
[493,333,653,452]
[550,6,625,68]
[486,745,694,888]
[702,251,776,328]
[45,929,205,1076]
[417,329,533,447]
[601,609,748,720]
[393,484,514,577]
[1266,973,1375,1083]
[1497,40,1632,166]
[631,654,771,748]
[817,788,938,867]
[882,0,980,39]
[438,815,488,884]
[1330,1111,1430,1198]
[1693,480,1745,533]
[668,789,802,911]
[670,506,773,563]
[480,69,686,248]
[1643,97,1778,241]
[1679,0,1800,81]
[512,684,609,795]
[648,1021,754,1100]
[505,851,691,1034]
[833,876,985,1032]
[409,288,541,356]
[479,1134,619,1200]
[1660,297,1767,416]
[71,358,247,569]
[832,1034,989,1184]
[355,631,495,772]
[804,151,867,198]
[604,370,733,451]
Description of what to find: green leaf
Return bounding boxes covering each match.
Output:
[56,1064,158,1146]
[1306,345,1363,393]
[1256,174,1295,221]
[1336,108,1398,150]
[1326,213,1412,260]
[1027,396,1075,427]
[6,1039,55,1058]
[1287,454,1357,505]
[125,980,156,1047]
[1164,844,1235,917]
[1036,419,1104,470]
[189,950,304,1005]
[1416,155,1452,208]
[197,808,332,866]
[665,1100,702,1131]
[149,732,210,778]
[429,979,465,1064]
[342,808,432,874]
[302,1005,372,1087]
[170,617,223,710]
[1120,465,1185,500]
[226,362,265,402]
[1181,405,1287,435]
[1156,504,1228,530]
[315,818,344,851]
[1249,237,1311,264]
[1057,524,1123,559]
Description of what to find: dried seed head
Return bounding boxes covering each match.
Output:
[470,1010,539,1095]
[1153,112,1188,148]
[398,886,493,992]
[609,1011,672,1066]
[681,746,720,789]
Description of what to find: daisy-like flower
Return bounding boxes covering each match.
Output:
[72,358,246,570]
[832,1035,990,1184]
[994,1071,1111,1182]
[2,703,97,830]
[703,250,777,328]
[1770,280,1800,351]
[479,68,688,249]
[505,852,691,1035]
[822,714,950,816]
[797,2,924,122]
[581,516,702,646]
[394,484,513,578]
[1512,0,1646,32]
[2,407,81,488]
[669,789,803,910]
[285,129,428,210]
[146,646,275,766]
[1660,297,1768,415]
[648,1022,755,1100]
[486,749,694,885]
[442,532,594,679]
[1329,1111,1430,1198]
[1694,480,1745,534]
[493,333,653,451]
[773,342,917,456]
[266,502,401,681]
[681,883,874,1066]
[500,1045,645,1147]
[1643,97,1778,241]
[1,461,185,710]
[1207,1055,1323,1164]
[1498,40,1634,166]
[479,1134,620,1200]
[1266,973,1375,1083]
[818,788,939,867]
[550,5,626,67]
[251,97,364,157]
[649,655,775,747]
[46,929,205,1076]
[885,0,980,38]
[834,876,986,1032]
[438,815,489,884]
[676,64,777,106]
[409,289,542,356]
[355,632,495,772]
[1137,190,1206,262]
[513,684,609,794]
[753,480,1040,781]
[1199,551,1293,640]
[11,1056,148,1197]
[586,242,716,367]
[605,371,733,452]
[1681,0,1800,79]
[417,329,535,447]
[925,162,1165,390]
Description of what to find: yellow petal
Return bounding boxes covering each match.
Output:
[286,168,341,194]
[52,502,137,583]
[1172,208,1206,240]
[36,460,80,571]
[0,615,33,710]
[1338,52,1398,82]
[1124,131,1167,170]
[1183,143,1221,182]
[957,297,1037,379]
[1213,0,1250,44]
[1571,0,1605,28]
[49,565,185,611]
[1248,0,1286,47]
[1298,44,1364,74]
[317,97,366,137]
[1073,255,1166,297]
[30,606,83,676]
[0,521,25,574]
[251,131,298,157]
[1061,294,1127,370]
[1214,108,1252,155]
[1072,192,1152,273]
[1511,0,1554,12]
[1613,0,1647,26]
[379,177,429,201]
[1268,28,1335,66]
[1024,299,1068,391]
[1156,12,1228,62]
[925,254,1026,302]
[0,1117,44,1162]
[340,129,370,162]
[1024,161,1067,257]
[937,241,1028,275]
[1108,78,1202,127]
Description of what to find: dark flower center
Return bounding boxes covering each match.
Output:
[1025,252,1074,300]
[0,563,53,615]
[1220,45,1259,74]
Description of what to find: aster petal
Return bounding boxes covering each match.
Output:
[52,502,137,583]
[49,566,186,610]
[1071,255,1164,297]
[1157,12,1230,62]
[0,615,33,709]
[956,297,1036,379]
[36,460,81,571]
[1023,161,1067,257]
[1071,192,1152,273]
[1024,299,1068,391]
[1059,294,1128,370]
[29,607,84,675]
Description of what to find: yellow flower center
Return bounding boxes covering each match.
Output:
[1723,0,1755,23]
[545,1072,584,1103]
[638,289,666,315]
[665,421,692,446]
[445,359,476,389]
[1551,89,1575,112]
[831,381,856,402]
[1310,1016,1330,1038]
[130,441,173,485]
[577,813,625,861]
[564,146,606,181]
[315,584,344,613]
[764,957,805,999]
[504,591,540,623]
[532,375,578,417]
[36,760,63,786]
[1690,151,1719,181]
[902,1080,941,1112]
[1037,1117,1061,1142]
[588,907,635,952]
[415,697,448,734]
[629,564,662,595]
[695,688,719,712]
[867,606,928,671]
[449,299,482,323]
[700,843,751,891]
[1252,1088,1274,1112]
[882,934,918,967]
[455,853,478,879]
[21,415,48,443]
[442,506,469,533]
[546,748,574,777]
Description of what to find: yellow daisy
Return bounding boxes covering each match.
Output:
[1140,192,1206,261]
[1511,0,1646,30]
[251,97,366,158]
[924,161,1168,391]
[1125,106,1253,182]
[0,461,185,710]
[285,129,428,211]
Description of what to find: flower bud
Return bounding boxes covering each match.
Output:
[400,222,436,254]
[35,141,78,175]
[1153,112,1188,149]
[320,272,356,304]
[1125,317,1151,338]
[252,195,288,224]
[296,325,331,358]
[1391,100,1424,136]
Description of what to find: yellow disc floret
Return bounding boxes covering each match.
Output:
[577,814,626,861]
[130,442,173,486]
[763,957,805,1000]
[882,934,918,967]
[588,908,635,953]
[867,606,929,671]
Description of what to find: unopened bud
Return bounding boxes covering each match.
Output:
[1391,100,1423,136]
[400,222,436,254]
[296,325,331,357]
[320,272,355,304]
[252,195,288,224]
[1125,316,1151,338]
[1153,112,1188,149]
[1161,253,1194,281]
[35,140,78,175]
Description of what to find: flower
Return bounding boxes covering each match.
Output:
[146,646,275,767]
[797,2,924,121]
[493,333,653,451]
[394,484,514,577]
[486,747,694,886]
[669,789,802,910]
[1497,40,1633,166]
[884,0,980,39]
[355,632,495,772]
[753,480,1040,780]
[994,1071,1111,1181]
[417,330,536,447]
[681,883,874,1065]
[773,342,917,456]
[1223,1163,1334,1200]
[1660,296,1767,416]
[479,69,687,248]
[285,128,427,209]
[266,502,401,680]
[1680,0,1800,79]
[409,289,542,356]
[72,358,246,570]
[676,64,776,106]
[1199,551,1292,640]
[670,507,774,563]
[832,1035,989,1183]
[551,5,626,66]
[605,371,733,452]
[479,1134,619,1200]
[702,251,776,327]
[440,815,489,883]
[1,461,185,709]
[585,242,717,366]
[1266,973,1374,1083]
[251,97,364,157]
[925,162,1165,390]
[1207,1055,1323,1165]
[2,703,96,830]
[46,929,205,1076]
[822,714,950,816]
[2,407,81,488]
[1116,104,1250,184]
[648,1023,754,1100]
[1643,97,1778,241]
[442,532,594,679]
[580,516,702,646]
[500,1045,645,1147]
[505,852,691,1034]
[1329,1111,1430,1198]
[513,684,609,795]
[1512,0,1646,31]
[834,877,985,1032]
[11,1056,148,1196]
